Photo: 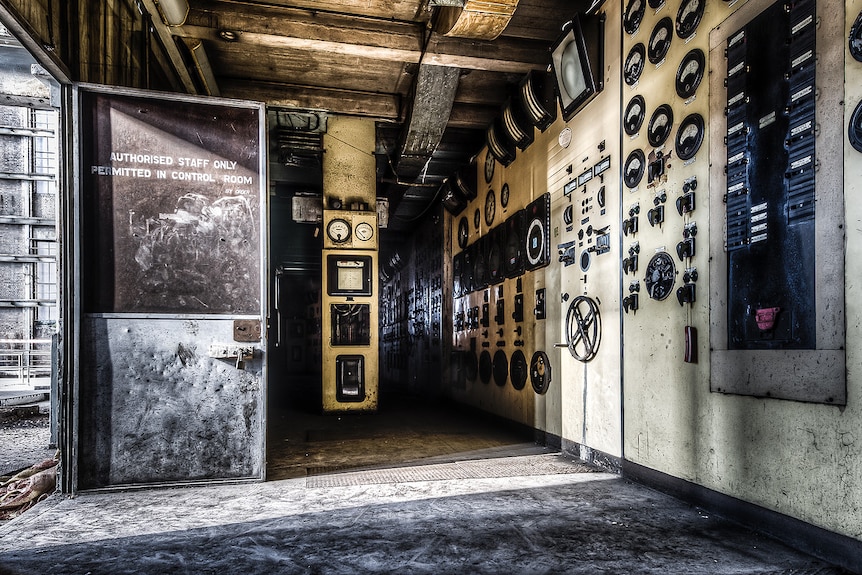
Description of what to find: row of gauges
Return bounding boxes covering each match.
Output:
[466,183,511,232]
[623,0,705,42]
[463,348,551,394]
[625,46,705,99]
[454,193,550,297]
[621,113,704,188]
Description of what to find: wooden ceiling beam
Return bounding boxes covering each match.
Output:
[218,78,402,120]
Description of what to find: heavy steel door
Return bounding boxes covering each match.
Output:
[73,85,266,489]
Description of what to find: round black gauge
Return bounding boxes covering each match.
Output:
[649,0,665,8]
[676,0,705,40]
[473,208,481,230]
[474,247,488,288]
[500,183,510,208]
[623,0,646,35]
[851,11,862,62]
[485,189,496,226]
[624,44,646,86]
[488,239,502,281]
[453,254,464,297]
[624,95,646,136]
[648,17,673,64]
[675,113,705,161]
[530,351,552,395]
[623,149,646,188]
[484,152,495,183]
[465,350,478,381]
[675,49,705,99]
[479,350,493,384]
[493,349,508,387]
[644,251,676,300]
[457,216,469,249]
[647,104,674,148]
[849,100,862,153]
[525,218,545,267]
[510,350,527,391]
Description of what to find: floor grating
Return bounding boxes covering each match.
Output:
[305,453,599,487]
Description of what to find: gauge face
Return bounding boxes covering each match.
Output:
[624,0,646,35]
[484,189,496,226]
[623,149,646,189]
[676,0,705,39]
[647,104,674,148]
[510,350,527,391]
[525,218,545,266]
[675,113,705,160]
[645,251,676,300]
[354,222,374,242]
[493,349,508,387]
[326,218,351,243]
[457,216,469,249]
[676,49,705,99]
[624,44,646,86]
[624,95,646,136]
[648,17,673,64]
[484,152,495,183]
[500,183,510,208]
[530,350,551,394]
[474,208,481,230]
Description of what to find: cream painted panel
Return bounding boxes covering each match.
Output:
[621,0,730,475]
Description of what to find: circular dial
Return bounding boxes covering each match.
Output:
[676,0,704,39]
[675,49,705,99]
[457,216,469,249]
[648,17,674,64]
[354,222,374,242]
[525,218,545,266]
[484,189,496,226]
[500,183,510,208]
[484,152,495,183]
[624,0,646,35]
[479,350,493,384]
[530,351,552,395]
[510,350,528,391]
[488,239,503,280]
[851,10,862,62]
[647,104,674,148]
[493,349,508,387]
[473,243,488,288]
[623,149,646,189]
[473,208,481,230]
[465,350,478,381]
[624,44,646,86]
[624,95,646,136]
[675,113,705,161]
[453,254,464,297]
[326,218,351,243]
[645,251,677,300]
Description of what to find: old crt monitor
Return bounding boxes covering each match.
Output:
[550,12,605,121]
[327,254,373,297]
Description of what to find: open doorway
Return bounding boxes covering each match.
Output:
[0,22,61,517]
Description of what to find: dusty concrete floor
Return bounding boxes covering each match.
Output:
[0,402,54,478]
[0,395,852,574]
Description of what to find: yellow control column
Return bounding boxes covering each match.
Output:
[321,117,379,413]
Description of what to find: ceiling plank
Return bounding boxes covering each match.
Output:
[219,78,402,119]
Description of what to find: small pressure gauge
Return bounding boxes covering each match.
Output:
[484,152,496,183]
[624,0,646,35]
[485,189,496,226]
[355,221,374,242]
[647,104,674,148]
[645,251,676,300]
[457,216,470,249]
[648,17,673,64]
[500,183,510,208]
[326,218,351,243]
[624,44,646,86]
[676,49,705,99]
[676,0,704,40]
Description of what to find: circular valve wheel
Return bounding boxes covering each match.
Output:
[565,296,602,362]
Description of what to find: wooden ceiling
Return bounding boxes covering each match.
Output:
[167,0,584,229]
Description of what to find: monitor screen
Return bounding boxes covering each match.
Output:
[550,13,605,121]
